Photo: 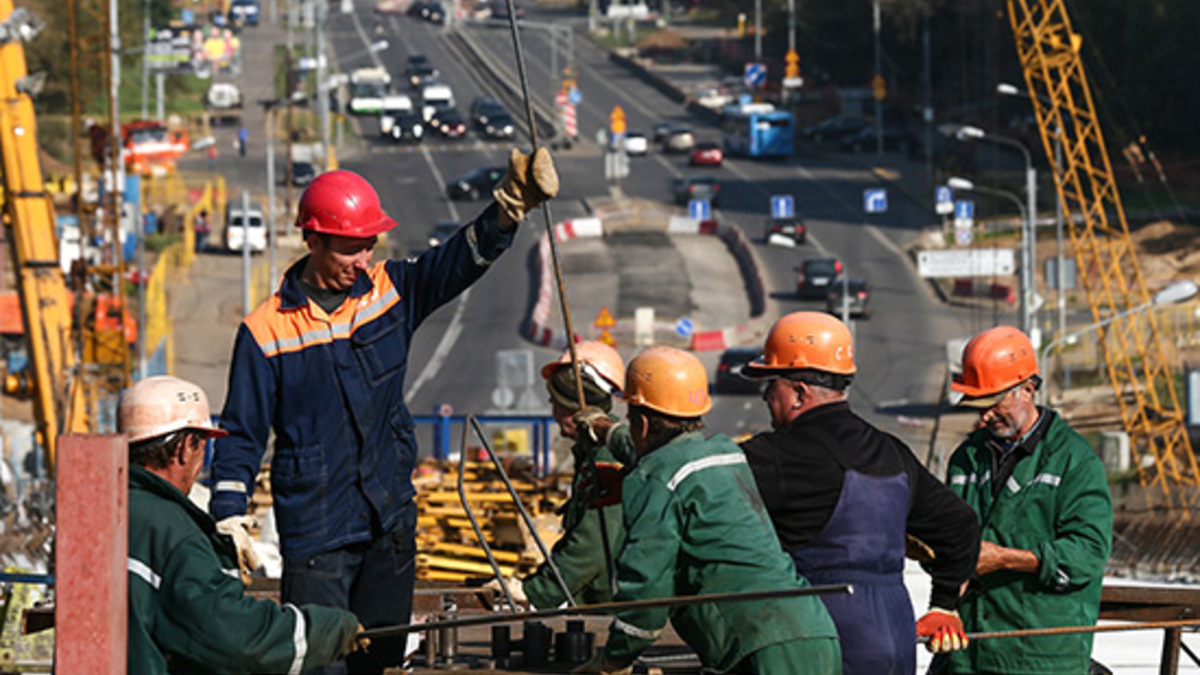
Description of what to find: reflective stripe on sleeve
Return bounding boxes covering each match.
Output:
[215,480,248,494]
[466,222,491,267]
[666,453,747,492]
[128,557,162,590]
[284,604,309,675]
[612,617,662,640]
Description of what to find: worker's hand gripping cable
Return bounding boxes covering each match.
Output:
[493,147,559,228]
[916,608,969,653]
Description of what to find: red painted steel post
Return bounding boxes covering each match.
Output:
[55,434,128,674]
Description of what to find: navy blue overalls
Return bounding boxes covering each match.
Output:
[791,467,915,675]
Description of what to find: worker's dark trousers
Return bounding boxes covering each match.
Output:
[282,501,418,675]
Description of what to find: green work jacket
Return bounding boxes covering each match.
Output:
[603,432,839,672]
[943,411,1113,675]
[128,465,359,674]
[523,421,633,610]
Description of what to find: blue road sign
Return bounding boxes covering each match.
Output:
[675,317,695,339]
[863,188,888,214]
[954,200,975,221]
[936,186,953,205]
[568,86,582,105]
[688,199,712,221]
[770,195,795,219]
[744,62,767,89]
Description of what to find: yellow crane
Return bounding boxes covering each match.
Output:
[0,0,89,471]
[1007,0,1198,507]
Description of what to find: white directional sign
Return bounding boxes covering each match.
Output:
[689,199,712,221]
[770,195,795,219]
[935,186,954,215]
[864,188,888,214]
[917,249,1015,278]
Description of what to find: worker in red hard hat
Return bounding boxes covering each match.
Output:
[739,312,981,675]
[938,326,1112,675]
[123,376,367,674]
[210,149,558,675]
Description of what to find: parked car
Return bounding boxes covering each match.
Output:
[388,110,425,142]
[662,125,696,153]
[624,131,648,156]
[430,108,467,138]
[673,175,721,207]
[839,123,917,154]
[290,160,317,186]
[690,141,724,166]
[795,257,842,299]
[446,165,506,200]
[427,220,461,249]
[802,116,869,144]
[765,216,806,246]
[714,347,762,395]
[825,278,871,319]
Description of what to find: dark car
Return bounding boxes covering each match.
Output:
[825,278,871,319]
[470,97,516,139]
[430,108,467,139]
[802,116,869,144]
[409,0,445,23]
[388,110,425,143]
[290,160,317,186]
[795,257,843,299]
[427,220,461,249]
[488,0,524,20]
[765,217,806,246]
[714,347,762,395]
[406,63,437,89]
[839,123,917,154]
[446,165,506,200]
[673,175,721,207]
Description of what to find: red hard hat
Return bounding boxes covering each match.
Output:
[295,170,397,237]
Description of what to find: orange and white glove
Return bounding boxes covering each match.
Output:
[916,608,969,653]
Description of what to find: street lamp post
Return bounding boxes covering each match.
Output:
[947,176,1029,325]
[942,124,1038,335]
[1036,280,1199,404]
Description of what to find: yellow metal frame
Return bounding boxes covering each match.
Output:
[1009,0,1198,506]
[0,0,89,471]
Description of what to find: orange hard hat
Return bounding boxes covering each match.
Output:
[540,341,626,394]
[624,347,712,417]
[742,312,856,378]
[119,376,227,444]
[952,326,1040,400]
[295,170,396,238]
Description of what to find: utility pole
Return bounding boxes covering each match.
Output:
[754,0,762,61]
[922,12,932,186]
[108,0,131,385]
[316,0,329,170]
[266,108,278,288]
[155,71,164,121]
[140,8,148,119]
[787,0,795,52]
[872,0,883,156]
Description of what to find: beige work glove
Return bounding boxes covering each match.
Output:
[493,147,559,228]
[215,515,262,584]
[342,623,371,657]
[571,651,633,675]
[482,576,528,607]
[573,407,613,445]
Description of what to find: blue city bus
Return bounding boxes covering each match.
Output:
[722,103,795,158]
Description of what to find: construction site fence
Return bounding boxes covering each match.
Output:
[413,413,557,477]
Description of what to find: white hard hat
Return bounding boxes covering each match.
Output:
[118,376,227,444]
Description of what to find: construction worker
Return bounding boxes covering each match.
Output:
[936,326,1113,675]
[209,149,558,674]
[123,376,365,674]
[486,341,633,608]
[739,312,981,675]
[574,347,841,675]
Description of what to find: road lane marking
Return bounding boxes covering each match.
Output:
[406,288,470,402]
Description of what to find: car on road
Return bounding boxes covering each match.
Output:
[802,116,869,144]
[661,125,696,154]
[765,216,806,246]
[224,202,266,253]
[446,165,506,200]
[825,278,871,319]
[690,141,723,166]
[673,175,721,207]
[388,110,425,143]
[290,161,317,187]
[795,257,842,299]
[470,97,516,139]
[205,82,243,110]
[409,0,446,23]
[378,95,415,136]
[430,108,467,139]
[624,131,648,156]
[427,220,461,249]
[406,62,438,89]
[839,123,917,154]
[714,347,762,395]
[374,0,408,13]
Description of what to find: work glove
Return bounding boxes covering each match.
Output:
[215,515,262,584]
[579,461,625,508]
[482,576,529,608]
[342,623,371,657]
[494,147,559,228]
[570,651,633,675]
[573,407,613,445]
[916,608,969,653]
[905,533,936,563]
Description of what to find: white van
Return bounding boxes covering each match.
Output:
[420,82,455,122]
[225,203,266,253]
[379,94,415,136]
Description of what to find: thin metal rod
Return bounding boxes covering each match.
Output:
[917,618,1200,644]
[360,583,854,639]
[456,422,515,611]
[467,415,576,607]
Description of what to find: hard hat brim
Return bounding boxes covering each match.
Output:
[955,390,1009,408]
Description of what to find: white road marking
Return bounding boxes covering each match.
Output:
[406,287,469,402]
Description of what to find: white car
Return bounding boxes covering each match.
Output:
[624,132,648,156]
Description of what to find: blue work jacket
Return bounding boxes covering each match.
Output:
[210,204,513,560]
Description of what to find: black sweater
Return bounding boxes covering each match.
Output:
[741,401,980,610]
